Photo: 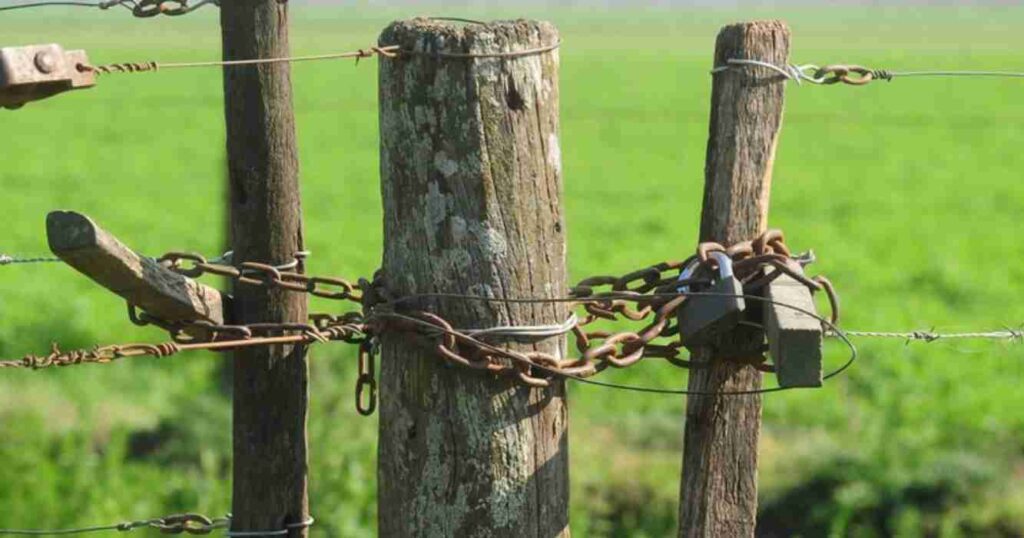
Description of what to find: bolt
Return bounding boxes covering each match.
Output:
[34,51,57,74]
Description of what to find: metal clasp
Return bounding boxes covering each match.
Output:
[1,44,96,109]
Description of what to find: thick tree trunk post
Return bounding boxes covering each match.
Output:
[678,21,790,537]
[377,19,568,538]
[221,2,309,536]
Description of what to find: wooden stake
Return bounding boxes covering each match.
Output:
[47,210,226,325]
[220,1,309,535]
[678,20,790,537]
[377,18,569,537]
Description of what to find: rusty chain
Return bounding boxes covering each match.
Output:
[0,0,219,15]
[367,229,842,390]
[158,251,363,305]
[3,230,841,402]
[123,0,218,17]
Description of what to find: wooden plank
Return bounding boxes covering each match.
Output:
[764,272,823,388]
[220,0,310,535]
[46,210,225,325]
[679,20,791,537]
[377,18,569,537]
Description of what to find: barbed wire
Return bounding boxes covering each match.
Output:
[0,313,365,370]
[3,231,1020,404]
[0,250,308,270]
[0,254,62,266]
[712,58,1024,86]
[0,0,218,16]
[0,513,314,536]
[833,328,1024,343]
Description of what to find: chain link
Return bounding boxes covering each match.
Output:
[369,229,838,389]
[355,339,378,416]
[158,252,362,305]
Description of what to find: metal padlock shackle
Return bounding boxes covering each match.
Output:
[676,251,735,293]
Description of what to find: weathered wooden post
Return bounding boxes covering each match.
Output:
[377,18,569,537]
[678,20,790,536]
[221,1,309,536]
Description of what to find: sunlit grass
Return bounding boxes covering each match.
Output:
[2,6,1024,535]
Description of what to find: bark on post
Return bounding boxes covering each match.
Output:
[678,20,790,537]
[377,19,569,537]
[220,2,309,536]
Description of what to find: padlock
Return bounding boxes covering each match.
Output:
[677,251,746,345]
[0,44,96,110]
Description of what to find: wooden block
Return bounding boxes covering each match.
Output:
[764,271,822,388]
[47,210,227,326]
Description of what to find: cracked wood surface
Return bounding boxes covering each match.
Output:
[221,1,309,535]
[47,210,227,325]
[679,20,790,538]
[378,18,569,538]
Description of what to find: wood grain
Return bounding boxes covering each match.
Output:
[377,18,569,538]
[678,20,790,537]
[220,1,309,536]
[47,210,226,325]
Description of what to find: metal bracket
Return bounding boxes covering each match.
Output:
[0,44,96,109]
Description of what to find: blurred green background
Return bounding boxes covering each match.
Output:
[2,4,1024,536]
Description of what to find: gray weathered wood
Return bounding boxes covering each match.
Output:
[679,20,790,537]
[220,1,309,536]
[378,18,569,538]
[46,210,226,325]
[764,272,822,388]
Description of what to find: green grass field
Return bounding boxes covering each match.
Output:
[2,5,1024,536]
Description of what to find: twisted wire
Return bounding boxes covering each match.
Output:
[0,254,62,266]
[0,514,313,536]
[712,58,1024,86]
[834,328,1024,343]
[75,40,560,77]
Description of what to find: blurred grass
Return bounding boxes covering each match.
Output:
[1,5,1024,536]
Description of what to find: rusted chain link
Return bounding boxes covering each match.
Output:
[121,0,218,17]
[369,229,841,389]
[157,251,362,305]
[0,0,218,15]
[0,513,314,536]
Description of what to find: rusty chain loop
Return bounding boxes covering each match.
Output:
[130,0,218,17]
[813,64,885,86]
[355,339,378,416]
[3,231,847,406]
[370,229,840,389]
[158,252,363,305]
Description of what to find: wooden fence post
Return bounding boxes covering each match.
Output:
[377,19,569,537]
[220,1,309,536]
[678,20,790,537]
